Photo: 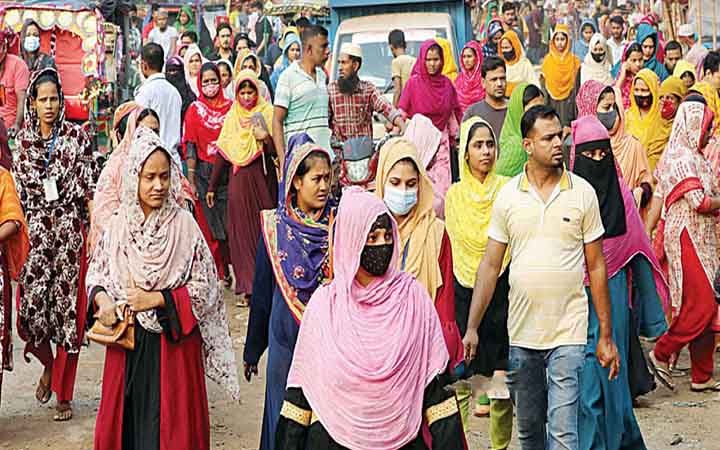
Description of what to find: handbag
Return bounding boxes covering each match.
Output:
[87,302,135,351]
[87,276,136,351]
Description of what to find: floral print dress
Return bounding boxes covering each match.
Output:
[14,68,99,353]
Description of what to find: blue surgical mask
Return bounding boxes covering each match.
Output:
[383,185,418,216]
[23,36,40,53]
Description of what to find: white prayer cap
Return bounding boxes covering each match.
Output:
[678,24,694,37]
[340,42,363,60]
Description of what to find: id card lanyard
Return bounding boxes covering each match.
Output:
[43,134,59,202]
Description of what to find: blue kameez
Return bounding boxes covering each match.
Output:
[579,255,667,450]
[244,237,301,450]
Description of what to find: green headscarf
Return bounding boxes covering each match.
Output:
[174,5,197,34]
[496,82,529,177]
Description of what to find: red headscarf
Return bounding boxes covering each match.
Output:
[398,40,460,131]
[455,40,486,114]
[182,63,233,162]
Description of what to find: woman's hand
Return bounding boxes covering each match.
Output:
[206,192,215,208]
[126,288,164,313]
[94,292,117,327]
[253,126,269,142]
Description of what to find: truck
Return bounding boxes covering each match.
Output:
[328,0,473,87]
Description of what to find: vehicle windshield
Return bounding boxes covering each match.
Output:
[335,28,449,91]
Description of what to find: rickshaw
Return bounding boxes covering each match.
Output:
[0,0,122,152]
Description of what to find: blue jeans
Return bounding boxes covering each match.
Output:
[507,345,584,450]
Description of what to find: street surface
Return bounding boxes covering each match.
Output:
[0,289,718,450]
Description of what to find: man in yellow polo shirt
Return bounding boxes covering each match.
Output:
[462,105,621,450]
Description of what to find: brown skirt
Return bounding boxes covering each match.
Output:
[226,154,278,295]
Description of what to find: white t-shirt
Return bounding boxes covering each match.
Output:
[148,26,179,60]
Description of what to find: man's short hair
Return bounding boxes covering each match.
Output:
[704,51,720,75]
[665,40,682,53]
[252,1,264,10]
[301,24,328,47]
[521,105,560,139]
[296,17,311,29]
[502,1,516,13]
[216,22,233,37]
[156,8,168,19]
[182,31,198,43]
[481,56,506,78]
[388,29,406,49]
[142,43,164,72]
[609,15,624,27]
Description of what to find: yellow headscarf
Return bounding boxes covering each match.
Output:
[434,37,458,82]
[644,76,689,172]
[673,59,696,81]
[445,117,510,288]
[215,69,273,168]
[625,69,663,171]
[375,138,444,301]
[541,24,580,100]
[689,80,720,123]
[499,30,538,96]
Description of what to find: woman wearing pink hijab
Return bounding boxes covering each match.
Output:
[455,40,486,114]
[275,187,465,450]
[399,40,461,218]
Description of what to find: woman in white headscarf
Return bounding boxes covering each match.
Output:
[183,44,205,96]
[581,33,614,85]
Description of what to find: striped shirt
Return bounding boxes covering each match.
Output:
[275,61,331,154]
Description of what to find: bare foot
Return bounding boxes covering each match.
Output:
[35,365,52,404]
[53,401,73,421]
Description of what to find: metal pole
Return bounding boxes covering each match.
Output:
[713,0,718,49]
[697,0,703,46]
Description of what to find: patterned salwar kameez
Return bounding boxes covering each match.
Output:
[14,68,99,405]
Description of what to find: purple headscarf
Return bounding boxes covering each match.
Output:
[274,133,335,309]
[398,40,460,131]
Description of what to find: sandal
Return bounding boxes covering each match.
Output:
[35,377,52,404]
[236,295,250,308]
[223,274,233,290]
[647,351,675,392]
[53,402,73,421]
[690,379,720,393]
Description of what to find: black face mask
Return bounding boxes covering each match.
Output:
[359,244,393,277]
[597,110,617,131]
[591,52,606,63]
[503,49,516,61]
[572,149,627,238]
[634,94,653,109]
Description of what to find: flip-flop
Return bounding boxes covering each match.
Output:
[35,378,52,404]
[53,403,73,422]
[690,379,720,393]
[647,351,675,392]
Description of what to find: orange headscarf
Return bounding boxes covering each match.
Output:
[499,30,538,96]
[0,168,28,280]
[541,24,580,100]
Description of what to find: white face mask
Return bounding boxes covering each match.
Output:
[24,36,40,53]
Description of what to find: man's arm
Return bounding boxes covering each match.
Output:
[14,89,26,131]
[392,77,402,108]
[370,85,405,131]
[584,238,620,380]
[272,105,288,168]
[463,238,507,361]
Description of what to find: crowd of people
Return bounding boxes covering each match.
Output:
[0,0,718,449]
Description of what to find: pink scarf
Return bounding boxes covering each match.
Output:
[90,102,142,251]
[286,187,449,450]
[398,40,460,131]
[569,116,669,311]
[455,40,485,114]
